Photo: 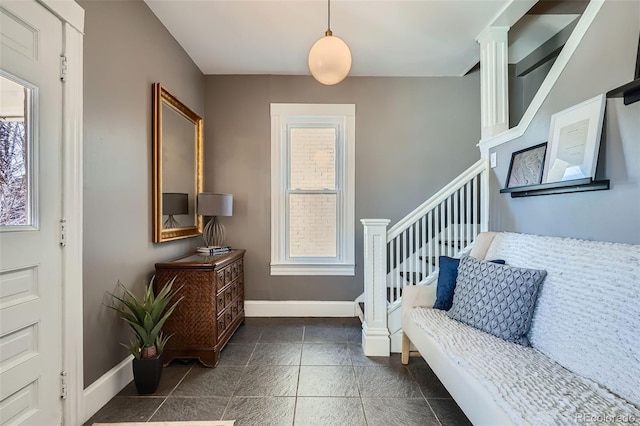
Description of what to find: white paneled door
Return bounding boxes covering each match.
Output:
[0,0,64,424]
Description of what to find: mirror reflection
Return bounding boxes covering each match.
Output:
[153,83,202,242]
[161,100,196,229]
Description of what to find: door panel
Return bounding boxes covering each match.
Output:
[0,0,64,424]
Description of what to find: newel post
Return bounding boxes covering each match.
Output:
[360,219,391,356]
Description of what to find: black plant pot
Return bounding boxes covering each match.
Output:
[132,356,163,395]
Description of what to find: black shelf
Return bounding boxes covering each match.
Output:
[500,178,610,198]
[606,78,640,105]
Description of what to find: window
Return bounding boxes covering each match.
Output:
[270,104,355,275]
[0,73,34,228]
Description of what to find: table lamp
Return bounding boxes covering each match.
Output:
[162,192,188,228]
[197,193,233,247]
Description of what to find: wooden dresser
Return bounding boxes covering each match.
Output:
[154,249,245,367]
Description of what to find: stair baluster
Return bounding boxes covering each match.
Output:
[361,159,490,356]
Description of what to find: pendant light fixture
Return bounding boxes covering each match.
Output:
[308,0,352,85]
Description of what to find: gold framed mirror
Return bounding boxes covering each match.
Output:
[152,83,203,242]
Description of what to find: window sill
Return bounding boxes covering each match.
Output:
[270,263,355,276]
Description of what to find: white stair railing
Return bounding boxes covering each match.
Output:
[361,159,489,356]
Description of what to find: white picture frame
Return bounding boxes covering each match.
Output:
[543,94,606,183]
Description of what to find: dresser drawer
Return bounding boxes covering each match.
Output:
[225,310,233,330]
[224,266,232,284]
[224,286,233,306]
[216,270,225,292]
[216,292,225,312]
[217,314,226,336]
[231,261,239,280]
[231,279,239,298]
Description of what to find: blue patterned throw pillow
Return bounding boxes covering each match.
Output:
[447,256,546,345]
[433,256,505,311]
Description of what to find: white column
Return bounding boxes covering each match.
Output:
[478,26,509,140]
[360,219,390,356]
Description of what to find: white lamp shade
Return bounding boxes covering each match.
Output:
[197,193,233,216]
[308,34,352,85]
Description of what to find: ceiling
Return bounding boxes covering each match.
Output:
[144,0,580,77]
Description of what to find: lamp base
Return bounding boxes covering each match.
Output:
[203,216,225,247]
[163,215,180,229]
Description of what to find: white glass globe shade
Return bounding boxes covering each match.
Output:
[308,35,352,85]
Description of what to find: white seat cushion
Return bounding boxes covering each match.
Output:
[412,307,640,425]
[485,233,640,407]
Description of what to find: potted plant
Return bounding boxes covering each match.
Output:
[108,277,182,394]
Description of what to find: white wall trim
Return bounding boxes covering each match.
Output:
[40,0,84,33]
[37,1,85,425]
[60,21,84,426]
[82,355,133,423]
[477,0,605,158]
[270,264,355,276]
[270,103,356,276]
[244,300,357,317]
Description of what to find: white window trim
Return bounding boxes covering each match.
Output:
[270,103,355,276]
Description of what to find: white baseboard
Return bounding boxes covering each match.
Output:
[244,300,357,317]
[82,355,133,423]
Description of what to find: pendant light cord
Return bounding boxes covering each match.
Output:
[324,0,333,36]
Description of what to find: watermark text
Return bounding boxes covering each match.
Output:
[576,413,638,424]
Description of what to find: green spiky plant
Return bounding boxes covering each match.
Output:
[109,277,183,360]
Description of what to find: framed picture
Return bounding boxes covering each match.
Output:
[505,142,547,188]
[543,94,606,184]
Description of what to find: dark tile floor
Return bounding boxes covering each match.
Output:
[85,318,471,426]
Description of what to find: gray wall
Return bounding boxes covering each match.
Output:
[509,58,556,128]
[81,0,205,386]
[204,75,481,301]
[490,1,640,244]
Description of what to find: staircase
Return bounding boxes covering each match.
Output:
[356,0,603,358]
[360,159,489,356]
